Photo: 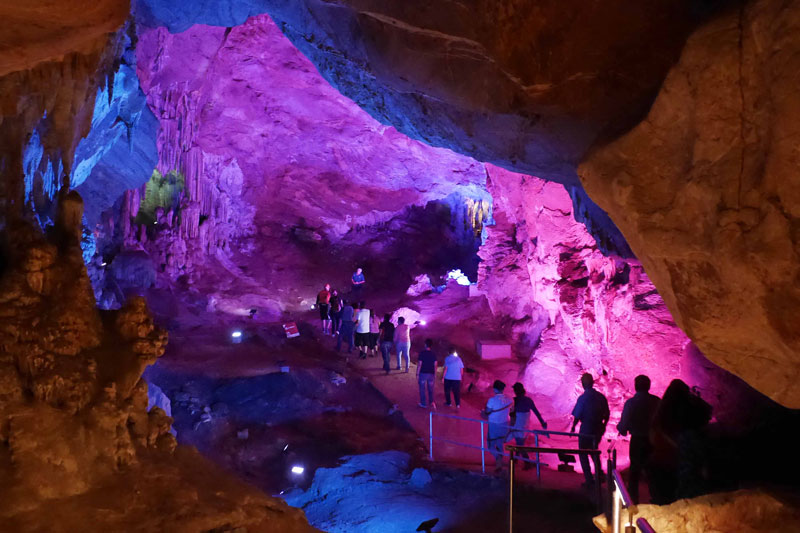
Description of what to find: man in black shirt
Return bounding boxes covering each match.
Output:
[378,314,395,374]
[416,339,437,409]
[618,374,660,503]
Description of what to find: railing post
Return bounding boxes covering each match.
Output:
[429,411,434,461]
[480,420,486,474]
[613,480,621,533]
[595,451,603,515]
[606,448,617,523]
[508,448,515,533]
[534,431,541,483]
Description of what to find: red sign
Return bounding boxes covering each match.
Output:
[283,322,300,338]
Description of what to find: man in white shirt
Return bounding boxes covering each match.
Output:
[353,301,371,360]
[483,380,512,473]
[442,347,464,408]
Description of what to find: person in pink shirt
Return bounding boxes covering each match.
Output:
[394,316,411,372]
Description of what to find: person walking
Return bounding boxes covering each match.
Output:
[416,339,437,409]
[315,284,332,334]
[618,374,660,504]
[442,347,464,408]
[649,379,712,504]
[329,289,343,336]
[337,299,355,353]
[351,267,365,298]
[509,382,547,470]
[378,314,395,374]
[354,301,371,359]
[368,309,380,357]
[394,316,411,372]
[483,380,512,473]
[571,373,610,489]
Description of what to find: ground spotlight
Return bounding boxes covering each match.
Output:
[231,330,243,343]
[420,320,427,326]
[291,465,305,475]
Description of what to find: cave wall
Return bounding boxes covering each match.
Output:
[578,0,800,407]
[0,4,318,530]
[129,0,800,407]
[479,164,773,428]
[135,0,712,184]
[89,14,490,295]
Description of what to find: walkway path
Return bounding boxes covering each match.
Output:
[308,285,603,496]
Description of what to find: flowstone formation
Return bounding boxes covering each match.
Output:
[85,13,489,305]
[0,193,315,532]
[478,165,774,428]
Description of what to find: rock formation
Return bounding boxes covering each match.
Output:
[131,0,800,407]
[136,0,711,184]
[0,192,316,531]
[593,489,800,533]
[85,14,489,294]
[479,164,775,427]
[578,0,800,407]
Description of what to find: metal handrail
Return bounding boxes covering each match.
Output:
[613,469,634,507]
[636,518,657,533]
[428,410,589,480]
[609,463,657,533]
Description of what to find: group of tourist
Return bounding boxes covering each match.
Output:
[482,372,711,504]
[313,275,711,505]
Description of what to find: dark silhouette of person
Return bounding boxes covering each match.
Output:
[618,375,660,503]
[510,382,547,470]
[648,378,712,504]
[571,373,609,488]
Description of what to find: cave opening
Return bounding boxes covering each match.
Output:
[1,2,800,532]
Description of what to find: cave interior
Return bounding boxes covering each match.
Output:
[1,1,800,532]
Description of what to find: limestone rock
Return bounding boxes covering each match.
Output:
[137,0,714,184]
[578,0,800,407]
[479,164,775,428]
[593,489,800,533]
[0,221,317,531]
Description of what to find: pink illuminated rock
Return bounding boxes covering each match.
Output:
[479,164,768,430]
[126,15,487,283]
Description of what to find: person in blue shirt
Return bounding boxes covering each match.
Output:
[441,347,464,408]
[618,375,660,503]
[571,373,609,488]
[483,380,512,473]
[351,267,365,298]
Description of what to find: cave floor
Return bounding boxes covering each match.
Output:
[143,254,604,532]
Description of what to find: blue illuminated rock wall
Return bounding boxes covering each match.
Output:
[74,32,159,226]
[20,24,157,232]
